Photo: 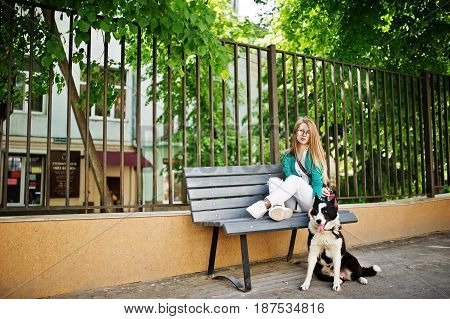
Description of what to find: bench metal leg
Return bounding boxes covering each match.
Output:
[208,226,219,276]
[207,229,252,292]
[240,234,252,291]
[287,229,297,261]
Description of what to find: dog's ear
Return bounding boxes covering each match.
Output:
[314,194,322,206]
[329,195,338,210]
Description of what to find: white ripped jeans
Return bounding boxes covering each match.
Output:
[265,175,314,212]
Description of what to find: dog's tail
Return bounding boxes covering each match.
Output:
[362,265,382,277]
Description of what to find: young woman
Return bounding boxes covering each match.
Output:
[246,117,332,221]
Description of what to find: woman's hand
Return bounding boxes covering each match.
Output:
[322,186,332,197]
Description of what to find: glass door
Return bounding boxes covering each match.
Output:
[6,155,44,206]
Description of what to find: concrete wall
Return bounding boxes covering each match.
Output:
[0,194,449,298]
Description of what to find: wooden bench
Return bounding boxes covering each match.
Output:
[183,163,358,292]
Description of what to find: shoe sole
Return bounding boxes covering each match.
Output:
[269,207,293,221]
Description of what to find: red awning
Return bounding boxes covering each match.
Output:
[96,151,152,168]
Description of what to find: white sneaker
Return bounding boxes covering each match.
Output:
[269,204,293,221]
[246,200,268,219]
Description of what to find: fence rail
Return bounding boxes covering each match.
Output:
[0,1,448,215]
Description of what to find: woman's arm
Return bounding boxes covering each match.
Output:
[310,164,323,198]
[281,153,293,178]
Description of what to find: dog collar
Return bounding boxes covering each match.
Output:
[324,225,342,239]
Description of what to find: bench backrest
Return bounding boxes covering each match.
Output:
[183,164,284,224]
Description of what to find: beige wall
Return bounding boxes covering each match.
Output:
[0,194,449,298]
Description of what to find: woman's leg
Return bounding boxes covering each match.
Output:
[267,177,297,210]
[292,178,314,212]
[266,175,305,207]
[247,175,305,219]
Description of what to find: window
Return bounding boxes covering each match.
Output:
[80,65,126,120]
[6,155,44,206]
[13,71,46,113]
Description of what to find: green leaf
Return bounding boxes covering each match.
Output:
[78,19,90,32]
[99,20,111,32]
[220,68,230,81]
[86,11,97,23]
[173,22,183,34]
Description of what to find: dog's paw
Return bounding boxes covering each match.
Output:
[339,278,344,285]
[299,282,310,291]
[358,277,368,285]
[332,283,341,291]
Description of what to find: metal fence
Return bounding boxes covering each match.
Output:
[0,1,448,215]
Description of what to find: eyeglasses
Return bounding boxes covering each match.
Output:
[297,129,310,136]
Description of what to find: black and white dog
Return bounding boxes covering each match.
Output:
[300,195,381,292]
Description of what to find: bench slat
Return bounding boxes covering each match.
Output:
[223,210,358,235]
[188,184,269,200]
[185,173,284,189]
[190,194,265,212]
[192,207,250,223]
[184,164,282,177]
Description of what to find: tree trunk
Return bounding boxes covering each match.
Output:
[42,10,116,212]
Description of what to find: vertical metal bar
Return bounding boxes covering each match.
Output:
[182,52,187,170]
[119,35,125,207]
[293,54,299,120]
[233,44,240,165]
[389,73,398,194]
[257,48,263,164]
[322,61,330,179]
[209,64,214,166]
[313,58,319,128]
[136,27,142,208]
[267,45,280,164]
[302,56,308,115]
[2,3,14,208]
[245,46,251,165]
[421,72,435,197]
[282,53,289,147]
[365,69,375,196]
[396,74,405,196]
[436,75,444,188]
[102,30,108,209]
[65,13,73,207]
[182,51,187,203]
[357,67,366,196]
[404,76,412,195]
[340,64,349,197]
[84,28,92,212]
[152,37,157,204]
[25,7,35,208]
[411,77,419,194]
[167,43,173,204]
[443,76,449,185]
[0,119,2,195]
[417,78,426,194]
[222,42,228,166]
[45,10,54,207]
[382,71,390,194]
[374,70,382,195]
[348,66,358,197]
[196,54,201,166]
[331,63,339,196]
[430,75,438,188]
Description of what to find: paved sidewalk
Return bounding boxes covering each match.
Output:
[53,231,450,299]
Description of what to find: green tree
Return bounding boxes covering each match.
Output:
[271,0,449,74]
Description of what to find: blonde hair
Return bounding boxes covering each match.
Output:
[287,116,329,184]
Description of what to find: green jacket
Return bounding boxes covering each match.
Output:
[281,150,324,199]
